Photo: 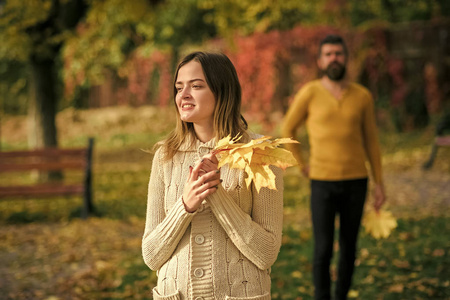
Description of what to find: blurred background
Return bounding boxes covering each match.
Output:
[0,0,449,299]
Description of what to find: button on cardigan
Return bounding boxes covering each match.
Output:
[142,133,284,300]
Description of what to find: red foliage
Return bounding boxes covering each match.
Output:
[124,50,172,107]
[387,58,407,108]
[63,23,448,130]
[218,26,350,123]
[423,62,442,113]
[227,31,280,119]
[64,48,173,108]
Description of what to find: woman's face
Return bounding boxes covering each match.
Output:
[175,60,216,127]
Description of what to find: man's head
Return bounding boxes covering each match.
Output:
[317,34,348,81]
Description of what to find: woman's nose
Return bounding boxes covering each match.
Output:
[180,87,191,98]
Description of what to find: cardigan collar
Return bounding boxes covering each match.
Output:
[177,131,254,154]
[178,134,217,152]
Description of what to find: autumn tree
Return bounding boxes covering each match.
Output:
[0,0,165,150]
[0,0,89,150]
[63,0,217,107]
[1,0,449,144]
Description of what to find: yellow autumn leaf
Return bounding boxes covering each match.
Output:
[348,290,359,298]
[245,163,276,192]
[263,137,301,148]
[362,210,398,239]
[216,134,239,148]
[250,147,298,169]
[214,135,299,192]
[291,270,303,279]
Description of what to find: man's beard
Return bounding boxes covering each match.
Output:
[325,62,346,81]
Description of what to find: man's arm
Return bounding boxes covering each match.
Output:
[281,86,311,175]
[362,92,386,211]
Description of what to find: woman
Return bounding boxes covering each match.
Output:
[142,52,284,300]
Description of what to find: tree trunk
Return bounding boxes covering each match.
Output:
[27,58,58,149]
[274,58,293,114]
[27,57,61,181]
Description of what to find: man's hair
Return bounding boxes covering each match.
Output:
[318,34,348,57]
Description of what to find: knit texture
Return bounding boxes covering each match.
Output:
[281,80,383,183]
[142,133,284,300]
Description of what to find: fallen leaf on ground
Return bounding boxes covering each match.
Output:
[393,259,410,269]
[389,284,404,293]
[432,248,445,257]
[348,290,359,298]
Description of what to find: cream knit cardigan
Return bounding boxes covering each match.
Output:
[142,134,284,300]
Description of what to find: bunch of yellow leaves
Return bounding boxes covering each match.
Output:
[362,210,398,239]
[213,135,299,192]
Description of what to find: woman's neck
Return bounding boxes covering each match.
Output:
[194,124,215,143]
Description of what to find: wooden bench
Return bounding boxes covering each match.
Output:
[422,135,450,169]
[0,138,94,219]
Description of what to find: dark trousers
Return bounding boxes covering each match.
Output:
[310,178,368,300]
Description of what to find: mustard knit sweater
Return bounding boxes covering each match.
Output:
[281,80,383,183]
[142,134,284,300]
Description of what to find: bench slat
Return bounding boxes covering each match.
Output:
[435,136,450,146]
[0,138,94,219]
[0,184,84,199]
[0,161,86,172]
[0,148,87,159]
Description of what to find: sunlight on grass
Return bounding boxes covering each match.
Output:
[0,106,449,299]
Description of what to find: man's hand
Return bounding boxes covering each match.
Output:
[373,183,386,212]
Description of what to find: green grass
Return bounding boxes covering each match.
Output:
[270,217,450,300]
[0,107,449,299]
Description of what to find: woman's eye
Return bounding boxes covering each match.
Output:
[192,85,201,89]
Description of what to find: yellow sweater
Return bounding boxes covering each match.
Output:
[281,80,383,184]
[142,133,283,300]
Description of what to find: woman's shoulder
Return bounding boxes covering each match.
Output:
[238,131,264,143]
[248,131,263,140]
[151,145,165,162]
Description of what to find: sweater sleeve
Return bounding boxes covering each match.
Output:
[362,93,383,184]
[281,86,311,170]
[142,149,196,271]
[207,166,284,270]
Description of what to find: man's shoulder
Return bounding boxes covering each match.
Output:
[294,80,321,99]
[299,79,321,91]
[349,82,372,96]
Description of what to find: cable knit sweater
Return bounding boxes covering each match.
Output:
[142,133,284,300]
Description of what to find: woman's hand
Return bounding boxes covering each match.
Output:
[182,153,221,213]
[198,153,220,176]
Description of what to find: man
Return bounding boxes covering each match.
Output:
[281,34,386,300]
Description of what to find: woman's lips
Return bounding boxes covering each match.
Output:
[181,104,195,111]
